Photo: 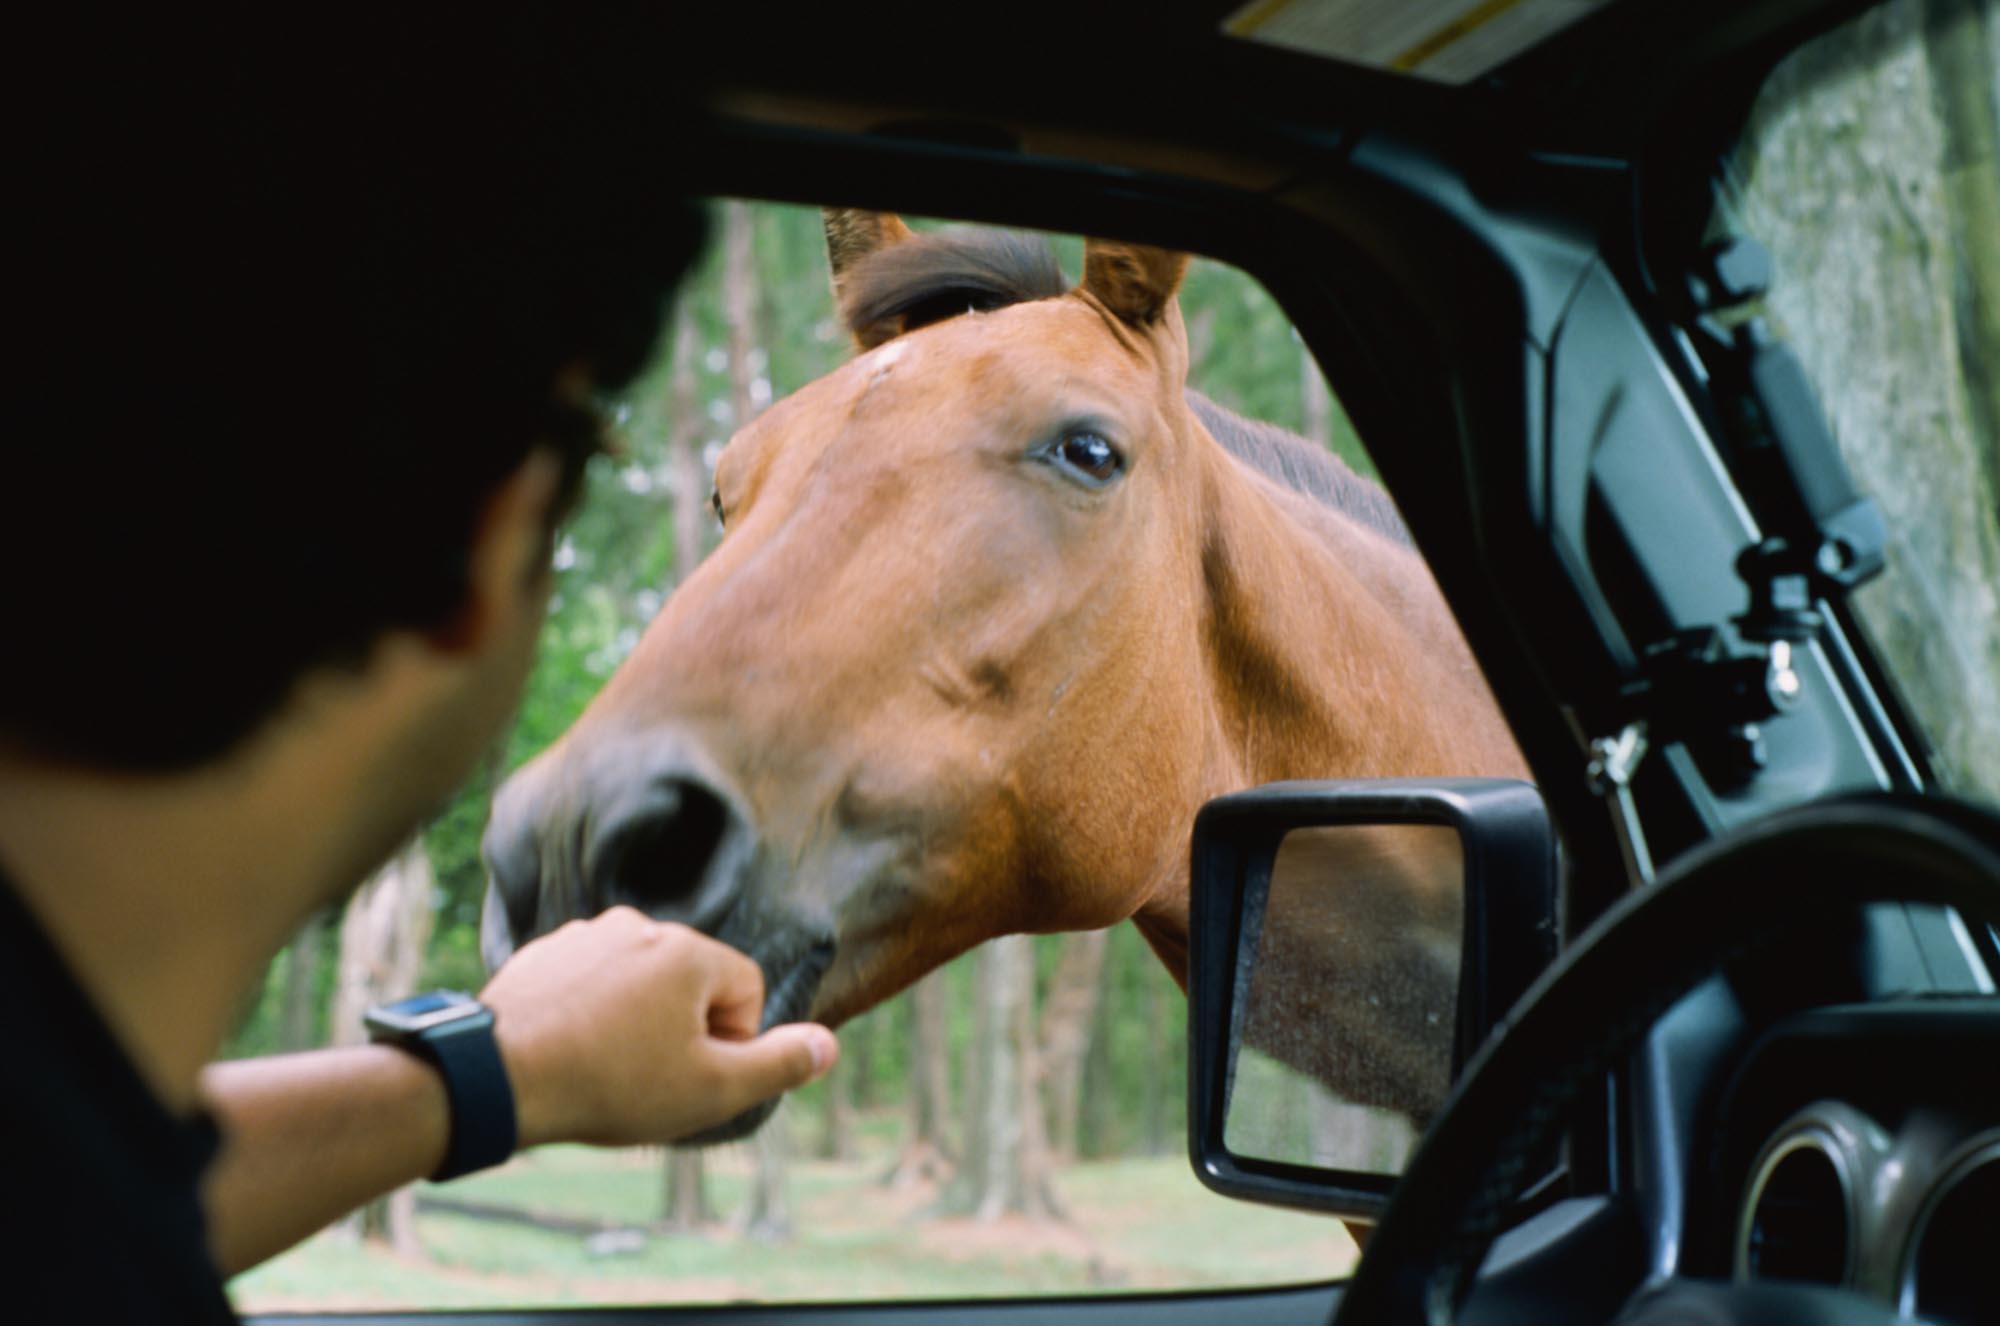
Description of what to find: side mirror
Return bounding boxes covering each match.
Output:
[1188,778,1559,1219]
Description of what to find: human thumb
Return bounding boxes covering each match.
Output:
[708,1022,839,1112]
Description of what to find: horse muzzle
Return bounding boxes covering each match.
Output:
[479,740,840,1142]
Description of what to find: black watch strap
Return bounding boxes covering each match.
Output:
[367,993,519,1182]
[415,1012,518,1181]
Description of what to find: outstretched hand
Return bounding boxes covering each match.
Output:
[479,906,838,1149]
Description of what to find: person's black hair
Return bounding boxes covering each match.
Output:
[6,11,706,770]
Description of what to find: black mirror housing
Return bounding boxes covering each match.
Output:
[1188,778,1559,1219]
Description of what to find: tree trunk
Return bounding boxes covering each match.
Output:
[1078,949,1119,1158]
[882,971,953,1189]
[650,505,709,1222]
[713,195,796,1236]
[330,839,436,1256]
[1037,930,1108,1163]
[1186,304,1218,378]
[913,973,952,1154]
[666,298,710,586]
[657,305,705,1212]
[278,910,330,1052]
[817,1052,856,1161]
[1301,344,1333,447]
[661,1148,715,1230]
[847,1010,879,1110]
[940,936,1060,1221]
[652,199,772,1230]
[1921,0,2000,498]
[724,199,764,434]
[1729,0,2000,803]
[1142,957,1171,1157]
[738,1104,793,1242]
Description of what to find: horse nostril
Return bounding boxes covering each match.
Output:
[589,777,743,930]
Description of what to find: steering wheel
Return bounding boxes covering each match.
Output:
[1331,793,2000,1326]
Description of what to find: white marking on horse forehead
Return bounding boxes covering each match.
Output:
[863,338,910,379]
[851,338,916,410]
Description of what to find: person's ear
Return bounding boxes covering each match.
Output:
[431,448,563,656]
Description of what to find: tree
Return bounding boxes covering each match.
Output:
[277,910,331,1052]
[1141,951,1172,1157]
[846,1011,881,1109]
[940,936,1060,1221]
[737,1105,795,1242]
[329,839,436,1256]
[712,197,801,1242]
[667,298,712,586]
[1728,0,2000,802]
[1076,923,1179,1161]
[1036,930,1107,1162]
[882,972,954,1188]
[816,1051,857,1162]
[820,1000,887,1161]
[1301,342,1333,451]
[653,253,724,1233]
[661,1148,717,1231]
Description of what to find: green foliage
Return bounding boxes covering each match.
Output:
[1182,257,1372,477]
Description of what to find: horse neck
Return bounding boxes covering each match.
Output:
[1130,432,1527,985]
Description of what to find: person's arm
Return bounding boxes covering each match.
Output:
[199,907,836,1276]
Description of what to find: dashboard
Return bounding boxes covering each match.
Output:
[1708,999,1997,1324]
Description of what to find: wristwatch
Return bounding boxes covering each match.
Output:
[363,990,519,1181]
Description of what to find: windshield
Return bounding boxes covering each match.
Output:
[219,208,1381,1312]
[1712,0,2000,806]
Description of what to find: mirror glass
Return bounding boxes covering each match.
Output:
[1221,823,1464,1177]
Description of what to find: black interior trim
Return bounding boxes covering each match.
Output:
[246,1281,1342,1326]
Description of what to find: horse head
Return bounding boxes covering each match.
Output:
[479,211,1522,1135]
[482,216,1224,1084]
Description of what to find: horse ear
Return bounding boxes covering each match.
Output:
[1080,240,1190,326]
[823,208,915,303]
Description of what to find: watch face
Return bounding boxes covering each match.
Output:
[394,992,465,1018]
[366,990,484,1037]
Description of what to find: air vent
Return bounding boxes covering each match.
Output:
[1735,1102,1890,1289]
[1740,1137,1852,1284]
[1899,1134,1998,1326]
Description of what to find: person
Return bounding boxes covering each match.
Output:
[0,13,834,1320]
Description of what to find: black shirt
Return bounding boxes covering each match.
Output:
[0,865,238,1323]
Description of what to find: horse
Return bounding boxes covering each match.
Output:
[479,209,1528,1136]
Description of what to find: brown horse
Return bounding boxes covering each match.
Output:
[480,210,1526,1134]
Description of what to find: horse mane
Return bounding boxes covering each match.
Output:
[1185,392,1410,546]
[838,226,1411,547]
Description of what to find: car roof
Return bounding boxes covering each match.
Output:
[666,0,1870,164]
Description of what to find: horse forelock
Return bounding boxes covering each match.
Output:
[836,225,1408,548]
[838,227,1067,340]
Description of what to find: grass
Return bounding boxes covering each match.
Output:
[230,1120,1355,1313]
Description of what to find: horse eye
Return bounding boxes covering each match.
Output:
[1054,432,1122,485]
[710,488,725,528]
